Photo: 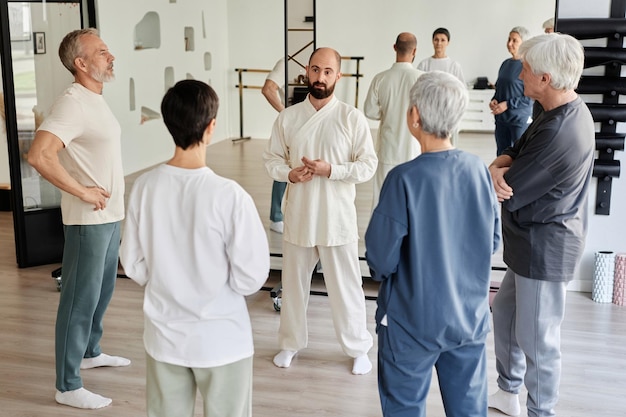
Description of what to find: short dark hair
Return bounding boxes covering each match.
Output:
[432,27,451,41]
[161,80,219,150]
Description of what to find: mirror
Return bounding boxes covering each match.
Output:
[6,1,79,210]
[0,0,84,267]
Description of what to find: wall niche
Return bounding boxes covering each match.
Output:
[134,12,161,50]
[164,67,174,92]
[129,78,135,111]
[140,106,160,125]
[184,26,195,51]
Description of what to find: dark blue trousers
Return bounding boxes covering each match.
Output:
[377,325,488,417]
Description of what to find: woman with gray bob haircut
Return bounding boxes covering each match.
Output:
[489,25,534,156]
[366,69,501,417]
[519,33,585,91]
[408,70,468,141]
[511,26,531,42]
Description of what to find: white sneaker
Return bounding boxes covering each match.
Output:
[270,221,284,234]
[488,389,521,416]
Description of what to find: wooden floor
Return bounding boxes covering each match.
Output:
[1,133,625,417]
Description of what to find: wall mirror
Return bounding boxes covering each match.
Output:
[0,0,91,267]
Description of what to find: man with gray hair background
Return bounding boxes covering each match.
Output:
[488,33,595,417]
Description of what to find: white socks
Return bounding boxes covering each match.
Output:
[55,388,111,409]
[55,354,130,408]
[80,353,131,369]
[273,350,372,375]
[488,389,521,416]
[273,350,297,368]
[351,354,372,375]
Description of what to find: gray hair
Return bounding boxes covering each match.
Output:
[519,33,584,90]
[59,28,99,75]
[542,18,555,30]
[511,26,531,42]
[409,71,469,139]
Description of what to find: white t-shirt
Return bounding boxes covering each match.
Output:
[120,164,270,368]
[266,58,286,106]
[38,83,124,225]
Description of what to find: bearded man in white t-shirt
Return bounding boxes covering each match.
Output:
[27,28,130,410]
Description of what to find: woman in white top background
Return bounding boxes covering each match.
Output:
[417,27,465,145]
[417,27,465,84]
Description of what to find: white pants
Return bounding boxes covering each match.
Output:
[372,162,396,211]
[146,354,252,417]
[279,240,373,357]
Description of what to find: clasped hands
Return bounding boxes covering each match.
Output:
[489,99,508,116]
[288,156,331,183]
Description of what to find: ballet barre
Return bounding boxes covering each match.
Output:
[232,68,270,142]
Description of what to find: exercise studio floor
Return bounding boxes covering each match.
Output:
[0,132,625,417]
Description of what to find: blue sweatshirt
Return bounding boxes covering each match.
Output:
[365,149,501,354]
[493,58,534,125]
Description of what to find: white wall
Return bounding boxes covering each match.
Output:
[558,0,626,291]
[2,0,557,177]
[225,0,556,138]
[226,0,283,141]
[94,0,231,175]
[317,0,555,122]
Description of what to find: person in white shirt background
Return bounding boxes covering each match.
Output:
[262,58,287,234]
[364,32,424,209]
[417,27,465,146]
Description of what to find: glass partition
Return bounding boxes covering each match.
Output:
[1,0,87,267]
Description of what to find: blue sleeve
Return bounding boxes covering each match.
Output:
[365,172,408,281]
[508,94,533,110]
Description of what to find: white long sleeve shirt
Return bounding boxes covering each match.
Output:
[263,95,377,247]
[120,164,270,368]
[364,62,424,166]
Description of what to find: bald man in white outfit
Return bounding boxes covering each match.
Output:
[264,47,377,375]
[364,32,424,209]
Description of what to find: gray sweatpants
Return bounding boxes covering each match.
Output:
[491,269,567,417]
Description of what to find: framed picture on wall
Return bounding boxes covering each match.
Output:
[34,32,46,54]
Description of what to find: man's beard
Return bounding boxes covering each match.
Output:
[307,80,335,99]
[90,66,115,83]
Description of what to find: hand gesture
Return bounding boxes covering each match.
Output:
[81,186,111,211]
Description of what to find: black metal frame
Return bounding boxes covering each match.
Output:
[556,0,626,215]
[0,0,97,267]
